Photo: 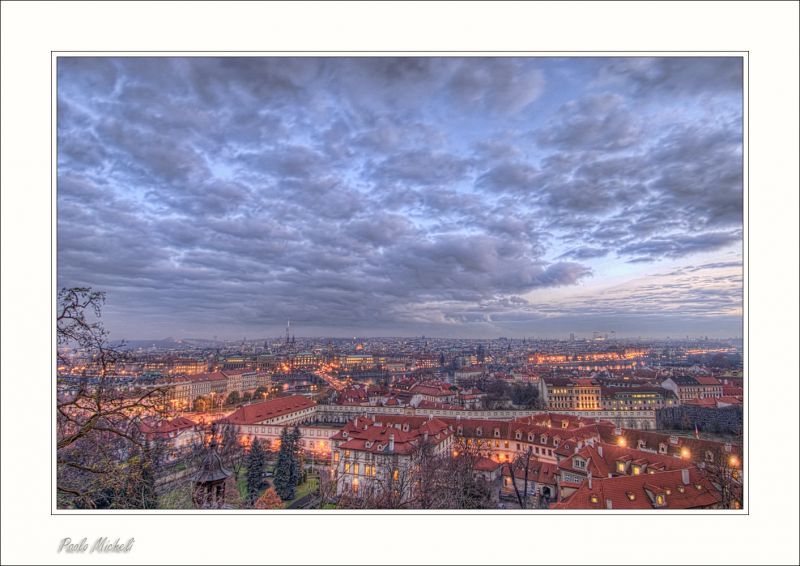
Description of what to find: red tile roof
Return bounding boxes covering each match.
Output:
[218,395,315,425]
[551,467,722,509]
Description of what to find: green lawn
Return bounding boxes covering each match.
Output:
[283,475,319,508]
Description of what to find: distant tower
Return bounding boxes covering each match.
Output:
[286,320,291,345]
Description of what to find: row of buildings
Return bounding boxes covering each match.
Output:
[144,394,741,510]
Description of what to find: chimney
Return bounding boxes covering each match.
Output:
[605,499,613,510]
[588,471,593,490]
[354,417,358,427]
[389,434,395,452]
[681,468,690,485]
[598,445,603,458]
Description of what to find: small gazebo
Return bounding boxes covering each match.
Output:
[192,426,232,508]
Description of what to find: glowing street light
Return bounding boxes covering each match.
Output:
[681,447,691,459]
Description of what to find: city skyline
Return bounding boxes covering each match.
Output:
[57,57,743,340]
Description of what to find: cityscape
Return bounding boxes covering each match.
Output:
[56,56,744,511]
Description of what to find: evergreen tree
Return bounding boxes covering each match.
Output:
[289,426,303,488]
[273,427,295,500]
[246,440,266,504]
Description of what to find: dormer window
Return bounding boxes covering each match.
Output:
[632,465,641,476]
[457,426,463,435]
[705,451,714,463]
[540,434,547,444]
[665,488,672,495]
[515,431,522,440]
[677,485,685,493]
[655,494,666,507]
[476,427,482,437]
[494,428,500,437]
[616,461,626,473]
[658,443,667,454]
[590,494,599,504]
[553,437,560,448]
[626,492,636,501]
[528,433,534,442]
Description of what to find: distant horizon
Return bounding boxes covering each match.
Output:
[110,332,744,344]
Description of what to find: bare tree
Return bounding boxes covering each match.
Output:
[701,447,743,509]
[507,447,534,509]
[217,422,246,481]
[56,287,171,508]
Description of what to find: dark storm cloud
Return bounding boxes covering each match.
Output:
[536,93,641,151]
[373,150,473,186]
[57,57,743,338]
[597,57,743,96]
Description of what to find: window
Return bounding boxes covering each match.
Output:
[616,461,626,473]
[626,492,636,501]
[392,468,399,482]
[345,450,351,458]
[590,495,599,504]
[354,463,359,475]
[655,494,665,506]
[632,466,641,476]
[344,462,351,473]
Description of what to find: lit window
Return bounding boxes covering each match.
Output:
[617,462,626,473]
[626,492,636,501]
[655,495,665,506]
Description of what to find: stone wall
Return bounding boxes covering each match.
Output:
[656,405,743,435]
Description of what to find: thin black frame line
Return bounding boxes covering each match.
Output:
[51,51,749,517]
[52,50,749,54]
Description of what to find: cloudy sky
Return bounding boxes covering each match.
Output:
[57,57,743,340]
